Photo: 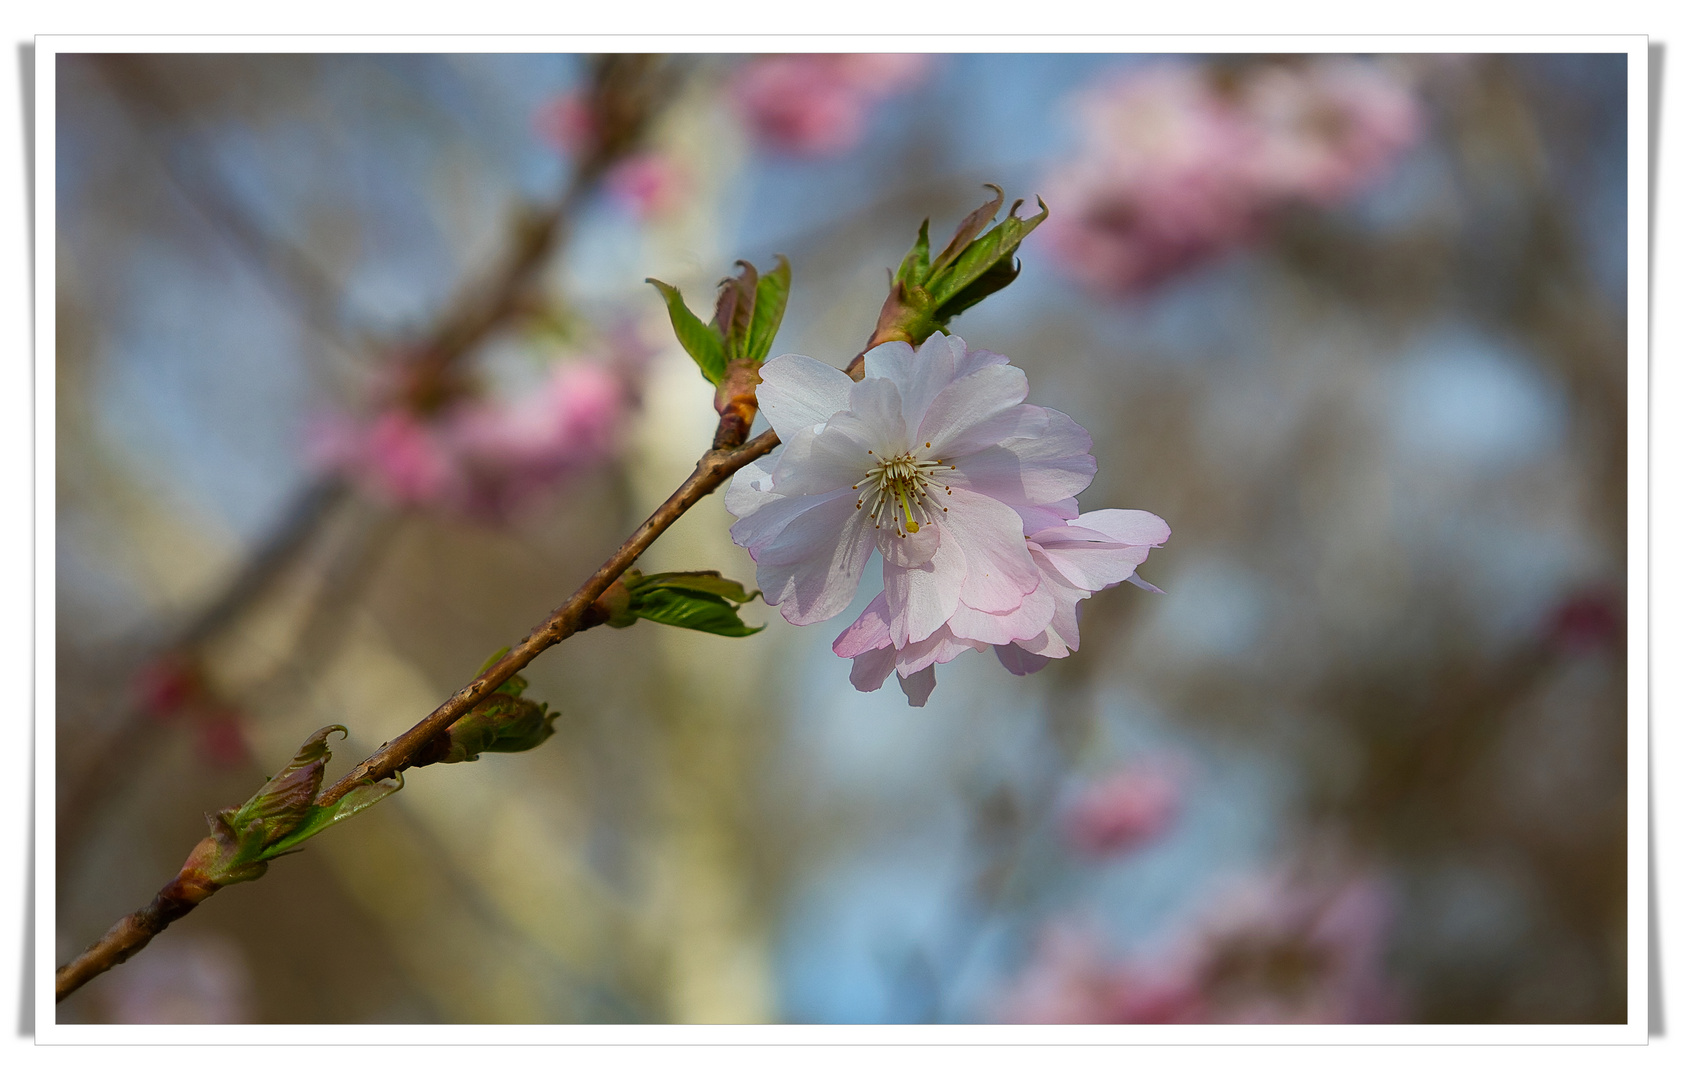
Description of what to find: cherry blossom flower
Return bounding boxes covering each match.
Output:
[726,333,1167,705]
[1039,58,1422,297]
[728,54,932,157]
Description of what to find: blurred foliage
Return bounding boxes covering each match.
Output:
[55,52,1627,1025]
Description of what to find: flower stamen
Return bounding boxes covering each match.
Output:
[858,451,955,537]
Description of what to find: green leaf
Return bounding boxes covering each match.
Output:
[633,589,764,637]
[633,570,760,605]
[929,184,1005,276]
[647,278,727,385]
[258,775,403,860]
[928,196,1049,318]
[894,220,931,288]
[744,255,791,362]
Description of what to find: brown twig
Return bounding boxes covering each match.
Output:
[56,294,887,1001]
[59,54,687,861]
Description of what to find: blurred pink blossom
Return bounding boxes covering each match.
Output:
[1062,761,1185,857]
[533,91,597,155]
[311,347,640,521]
[604,152,689,219]
[995,858,1402,1024]
[99,935,254,1024]
[1241,59,1424,205]
[1039,59,1422,296]
[729,54,932,157]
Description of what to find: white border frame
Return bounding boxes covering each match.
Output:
[32,33,1651,1046]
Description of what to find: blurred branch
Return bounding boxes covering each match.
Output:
[58,56,688,876]
[57,266,905,1001]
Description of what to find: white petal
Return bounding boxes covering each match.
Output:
[917,365,1031,458]
[875,513,942,566]
[945,580,1056,644]
[897,666,937,707]
[757,491,875,619]
[891,333,962,437]
[947,407,1096,506]
[1126,571,1164,594]
[849,647,898,692]
[1030,509,1170,592]
[729,487,844,557]
[1035,541,1155,593]
[1068,508,1171,547]
[861,339,916,384]
[756,354,855,441]
[753,489,864,567]
[940,488,1041,613]
[771,420,871,497]
[845,376,911,452]
[833,592,893,658]
[994,643,1052,676]
[950,338,1011,379]
[724,452,782,517]
[893,626,986,678]
[1014,500,1079,533]
[883,533,966,646]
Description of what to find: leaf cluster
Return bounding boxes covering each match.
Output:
[647,256,792,386]
[878,185,1050,343]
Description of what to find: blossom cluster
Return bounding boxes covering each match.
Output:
[726,333,1167,705]
[311,355,636,522]
[727,54,931,158]
[996,862,1401,1024]
[1039,58,1423,296]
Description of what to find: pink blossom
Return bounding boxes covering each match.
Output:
[1039,59,1422,296]
[604,152,688,219]
[310,354,635,521]
[447,363,628,519]
[726,335,1116,655]
[832,505,1169,706]
[534,91,597,155]
[729,54,931,157]
[995,860,1402,1024]
[1062,761,1184,857]
[1241,59,1423,205]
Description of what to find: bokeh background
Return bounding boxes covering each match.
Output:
[53,51,1629,1024]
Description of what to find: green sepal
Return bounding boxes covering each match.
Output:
[929,185,1005,277]
[926,195,1049,321]
[257,775,402,860]
[647,278,727,385]
[894,220,931,288]
[744,255,791,362]
[188,724,398,887]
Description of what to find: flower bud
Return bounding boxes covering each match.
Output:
[873,185,1048,346]
[439,690,558,764]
